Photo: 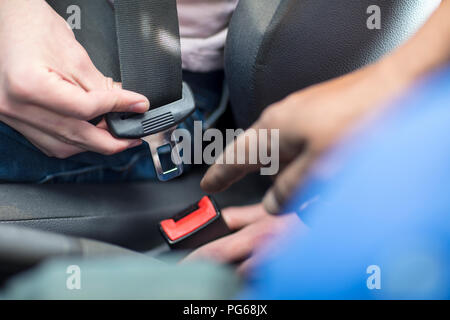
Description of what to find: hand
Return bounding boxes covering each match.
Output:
[0,0,149,158]
[201,0,450,214]
[201,62,411,213]
[182,204,305,275]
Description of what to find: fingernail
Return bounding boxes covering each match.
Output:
[262,191,281,215]
[129,101,150,112]
[200,176,214,193]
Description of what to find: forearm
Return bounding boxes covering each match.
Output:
[379,1,450,88]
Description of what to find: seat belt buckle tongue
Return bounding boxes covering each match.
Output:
[159,196,231,251]
[143,127,183,182]
[106,83,195,139]
[106,82,195,181]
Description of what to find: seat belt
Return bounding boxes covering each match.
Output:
[106,0,195,181]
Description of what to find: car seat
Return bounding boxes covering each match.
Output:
[0,0,439,259]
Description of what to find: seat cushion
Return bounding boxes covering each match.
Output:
[0,167,271,251]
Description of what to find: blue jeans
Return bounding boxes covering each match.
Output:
[0,71,224,183]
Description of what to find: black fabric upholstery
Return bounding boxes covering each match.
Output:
[225,0,440,128]
[0,168,270,251]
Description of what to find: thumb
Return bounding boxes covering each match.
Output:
[85,87,150,116]
[263,151,315,214]
[28,68,150,120]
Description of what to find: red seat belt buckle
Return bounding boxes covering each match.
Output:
[159,196,230,250]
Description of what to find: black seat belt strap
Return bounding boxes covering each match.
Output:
[106,0,195,181]
[114,0,182,107]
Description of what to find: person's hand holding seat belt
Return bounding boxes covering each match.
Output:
[0,0,149,159]
[201,0,450,214]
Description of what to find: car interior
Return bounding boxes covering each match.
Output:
[0,0,439,283]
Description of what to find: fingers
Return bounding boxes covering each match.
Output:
[63,120,143,155]
[235,213,307,276]
[263,151,315,214]
[221,204,269,231]
[96,118,108,130]
[200,123,265,193]
[2,64,143,157]
[182,226,260,265]
[184,204,270,264]
[2,103,142,156]
[42,70,149,119]
[200,102,306,194]
[200,162,259,194]
[183,212,298,266]
[0,114,83,158]
[236,258,257,277]
[6,67,149,120]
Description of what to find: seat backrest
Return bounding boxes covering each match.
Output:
[225,0,440,128]
[0,2,271,253]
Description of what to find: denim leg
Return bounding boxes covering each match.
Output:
[0,70,224,183]
[0,122,156,183]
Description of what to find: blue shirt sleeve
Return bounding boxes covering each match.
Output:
[240,65,450,300]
